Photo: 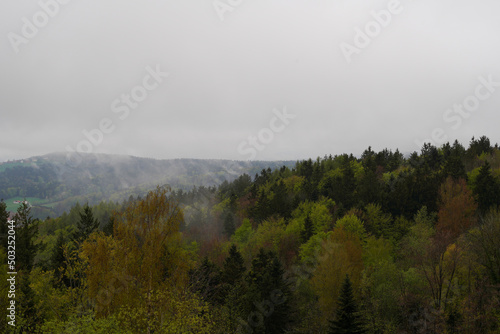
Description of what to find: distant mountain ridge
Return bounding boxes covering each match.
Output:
[0,152,295,218]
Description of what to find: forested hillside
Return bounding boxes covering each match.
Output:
[0,153,294,219]
[1,136,500,333]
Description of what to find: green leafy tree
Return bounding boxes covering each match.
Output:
[363,203,392,238]
[82,186,189,331]
[335,214,366,240]
[437,177,477,240]
[312,228,363,326]
[232,218,254,244]
[329,275,365,334]
[468,210,500,285]
[361,237,400,331]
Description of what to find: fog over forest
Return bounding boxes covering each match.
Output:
[2,0,500,162]
[2,1,500,333]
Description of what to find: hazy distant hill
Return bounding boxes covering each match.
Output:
[0,152,295,218]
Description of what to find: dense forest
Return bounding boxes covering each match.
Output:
[1,136,500,333]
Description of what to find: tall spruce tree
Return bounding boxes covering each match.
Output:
[245,248,292,333]
[14,201,39,271]
[0,199,9,251]
[474,161,500,214]
[50,232,69,286]
[12,202,40,331]
[329,275,365,334]
[222,244,245,286]
[221,244,247,332]
[73,203,100,242]
[301,214,314,243]
[17,271,39,332]
[224,212,236,237]
[190,257,222,304]
[103,216,115,236]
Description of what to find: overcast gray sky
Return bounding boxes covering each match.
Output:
[1,0,500,162]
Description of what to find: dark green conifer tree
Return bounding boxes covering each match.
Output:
[14,201,39,271]
[224,212,236,237]
[301,215,314,243]
[222,244,245,286]
[190,257,222,305]
[50,232,69,286]
[0,199,9,251]
[103,216,115,236]
[17,272,39,332]
[73,203,99,242]
[12,202,41,331]
[474,161,500,214]
[221,244,247,332]
[245,248,292,333]
[329,275,365,334]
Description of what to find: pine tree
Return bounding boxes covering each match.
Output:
[103,216,115,236]
[0,199,9,251]
[357,168,381,206]
[221,245,246,332]
[301,214,314,243]
[223,212,236,237]
[50,232,69,286]
[17,271,39,332]
[10,202,41,330]
[252,190,272,222]
[468,135,492,158]
[190,257,222,304]
[73,203,100,242]
[329,275,365,334]
[222,244,245,285]
[442,155,467,181]
[267,256,292,333]
[271,180,292,219]
[14,201,39,272]
[245,249,292,333]
[474,161,500,214]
